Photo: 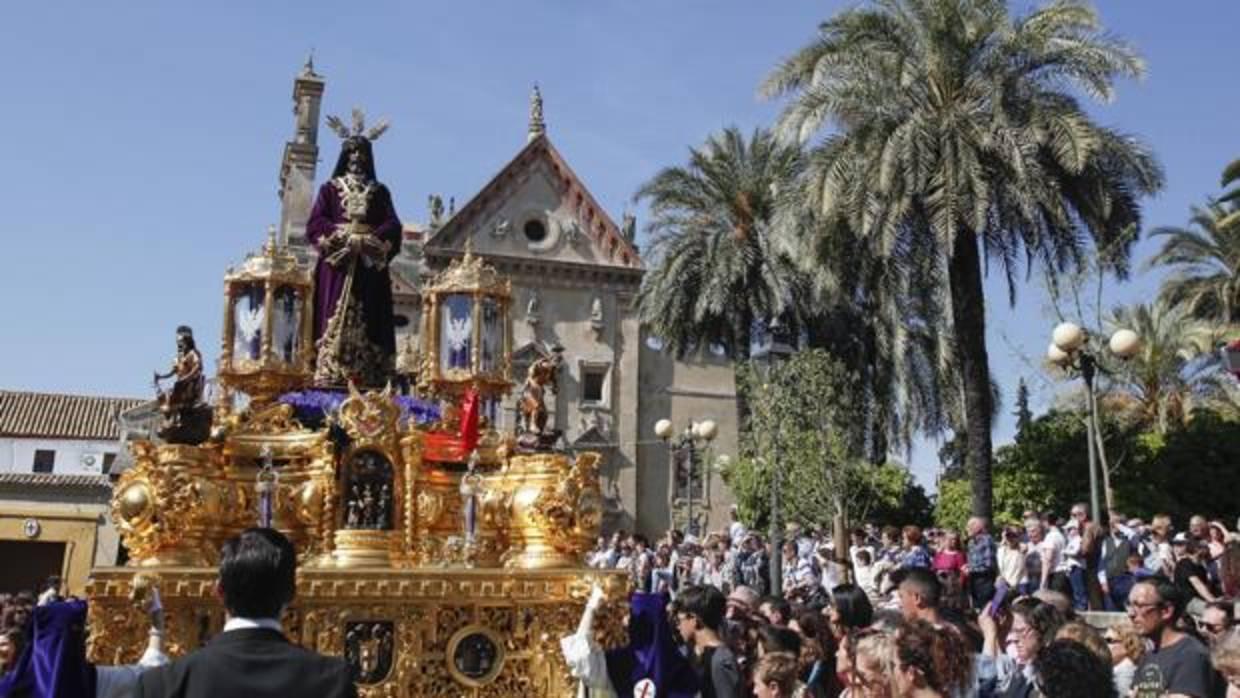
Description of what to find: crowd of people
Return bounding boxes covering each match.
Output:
[2,503,1238,697]
[0,592,34,679]
[585,504,1240,696]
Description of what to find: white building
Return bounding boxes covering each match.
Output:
[0,391,143,475]
[0,390,143,594]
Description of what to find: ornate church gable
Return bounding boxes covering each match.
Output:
[423,134,642,270]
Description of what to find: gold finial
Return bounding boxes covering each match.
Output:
[527,83,545,143]
[265,224,278,254]
[463,237,475,260]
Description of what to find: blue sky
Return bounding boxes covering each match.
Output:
[2,2,1237,488]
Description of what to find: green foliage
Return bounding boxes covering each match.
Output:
[936,407,1240,528]
[724,349,932,530]
[1147,199,1240,324]
[935,466,1057,533]
[634,126,805,364]
[724,453,931,530]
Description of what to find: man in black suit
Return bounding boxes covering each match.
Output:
[135,527,356,698]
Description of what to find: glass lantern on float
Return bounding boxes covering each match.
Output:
[217,226,314,408]
[418,242,513,463]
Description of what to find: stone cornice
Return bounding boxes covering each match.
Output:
[424,248,643,291]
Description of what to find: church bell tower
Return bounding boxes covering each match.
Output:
[277,55,325,260]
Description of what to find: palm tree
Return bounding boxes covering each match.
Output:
[1221,158,1240,212]
[634,127,806,424]
[1147,200,1240,324]
[761,0,1164,518]
[794,209,957,458]
[1104,301,1217,434]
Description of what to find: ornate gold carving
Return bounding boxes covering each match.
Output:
[338,383,401,447]
[112,442,218,566]
[504,452,604,569]
[87,568,628,697]
[423,243,512,299]
[415,490,444,529]
[234,402,305,435]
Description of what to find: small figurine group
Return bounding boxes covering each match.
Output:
[345,481,391,530]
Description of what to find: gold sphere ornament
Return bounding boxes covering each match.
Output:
[1052,322,1085,352]
[1109,328,1141,359]
[117,483,152,523]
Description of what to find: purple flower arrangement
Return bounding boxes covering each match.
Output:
[278,389,440,429]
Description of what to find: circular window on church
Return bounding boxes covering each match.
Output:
[523,218,547,243]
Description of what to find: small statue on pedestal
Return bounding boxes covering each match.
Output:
[517,345,564,451]
[460,450,484,546]
[152,326,212,445]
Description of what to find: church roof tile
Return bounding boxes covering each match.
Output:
[0,390,144,440]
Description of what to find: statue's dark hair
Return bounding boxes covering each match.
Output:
[218,527,297,619]
[331,136,377,180]
[175,325,196,349]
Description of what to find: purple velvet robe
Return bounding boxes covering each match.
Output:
[0,600,96,698]
[605,592,700,698]
[305,179,402,378]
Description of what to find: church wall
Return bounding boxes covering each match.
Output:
[453,165,627,270]
[637,347,740,537]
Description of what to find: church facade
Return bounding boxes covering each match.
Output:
[276,62,738,536]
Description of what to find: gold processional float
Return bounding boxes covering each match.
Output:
[86,231,627,696]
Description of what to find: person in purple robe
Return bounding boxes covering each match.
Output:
[560,587,700,698]
[307,113,402,388]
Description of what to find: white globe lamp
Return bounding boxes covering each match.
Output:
[1047,343,1071,366]
[1052,322,1085,353]
[1109,329,1141,360]
[654,419,673,440]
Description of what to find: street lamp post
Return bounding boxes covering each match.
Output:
[760,317,795,598]
[1048,322,1141,518]
[654,418,717,536]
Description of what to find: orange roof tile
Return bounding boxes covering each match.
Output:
[0,390,145,440]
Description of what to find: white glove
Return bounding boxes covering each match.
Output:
[576,584,606,636]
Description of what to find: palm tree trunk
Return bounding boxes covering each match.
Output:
[732,310,754,434]
[947,230,995,520]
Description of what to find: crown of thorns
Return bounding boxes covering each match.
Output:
[325,107,390,141]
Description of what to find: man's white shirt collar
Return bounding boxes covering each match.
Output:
[223,616,283,633]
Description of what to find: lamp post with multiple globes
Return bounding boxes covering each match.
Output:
[1047,322,1141,518]
[654,418,718,536]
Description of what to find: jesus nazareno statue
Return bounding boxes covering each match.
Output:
[307,110,402,387]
